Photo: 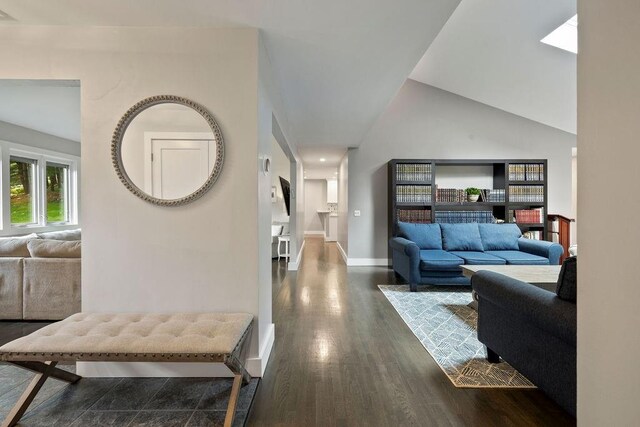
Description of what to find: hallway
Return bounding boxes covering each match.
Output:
[249,237,573,426]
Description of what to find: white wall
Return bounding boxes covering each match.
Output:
[338,152,349,257]
[0,120,80,156]
[304,179,327,234]
[578,0,640,423]
[0,26,272,377]
[271,136,290,224]
[347,80,576,261]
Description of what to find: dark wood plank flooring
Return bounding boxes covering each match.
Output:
[249,237,575,426]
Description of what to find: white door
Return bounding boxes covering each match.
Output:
[144,132,215,199]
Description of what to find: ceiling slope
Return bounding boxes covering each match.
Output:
[410,0,576,134]
[0,0,462,148]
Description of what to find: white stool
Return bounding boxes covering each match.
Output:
[277,235,291,261]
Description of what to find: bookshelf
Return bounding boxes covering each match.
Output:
[388,159,548,240]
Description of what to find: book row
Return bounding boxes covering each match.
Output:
[509,208,545,224]
[522,230,543,240]
[396,163,432,182]
[509,185,544,202]
[397,209,432,223]
[509,163,544,181]
[434,211,495,224]
[396,185,432,203]
[435,188,466,203]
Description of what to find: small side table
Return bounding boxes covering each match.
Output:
[277,235,291,261]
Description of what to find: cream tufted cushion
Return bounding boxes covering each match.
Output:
[0,312,253,361]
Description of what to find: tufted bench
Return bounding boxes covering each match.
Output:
[0,312,253,427]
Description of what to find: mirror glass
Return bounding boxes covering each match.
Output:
[118,101,222,203]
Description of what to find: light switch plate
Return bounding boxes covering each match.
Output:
[354,210,361,217]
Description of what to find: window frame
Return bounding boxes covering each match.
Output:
[0,141,79,235]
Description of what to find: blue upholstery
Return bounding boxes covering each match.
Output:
[396,222,442,249]
[486,250,549,265]
[478,223,521,250]
[440,223,484,251]
[449,251,507,265]
[389,222,564,291]
[419,250,464,271]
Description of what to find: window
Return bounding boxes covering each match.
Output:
[10,156,37,225]
[46,162,70,223]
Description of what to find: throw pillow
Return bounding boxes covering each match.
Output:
[556,256,577,302]
[27,239,81,258]
[0,233,39,257]
[478,223,522,250]
[396,222,442,250]
[439,223,484,251]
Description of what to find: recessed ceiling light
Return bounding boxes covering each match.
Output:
[319,158,326,162]
[541,14,577,54]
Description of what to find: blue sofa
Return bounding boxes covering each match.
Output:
[389,222,563,291]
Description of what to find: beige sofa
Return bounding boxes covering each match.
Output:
[0,230,81,321]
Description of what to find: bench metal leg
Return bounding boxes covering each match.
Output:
[2,361,81,427]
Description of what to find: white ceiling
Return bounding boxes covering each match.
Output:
[0,80,81,142]
[410,0,577,134]
[0,0,461,153]
[298,146,346,169]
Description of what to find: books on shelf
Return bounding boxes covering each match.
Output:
[508,163,544,181]
[482,189,505,202]
[509,185,544,202]
[396,163,432,182]
[397,209,431,223]
[396,185,431,203]
[513,208,544,224]
[522,230,543,240]
[435,188,466,203]
[435,211,495,223]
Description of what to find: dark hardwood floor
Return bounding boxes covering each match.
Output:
[249,237,575,426]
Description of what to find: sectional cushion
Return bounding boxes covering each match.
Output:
[486,250,549,265]
[556,256,577,302]
[0,233,39,257]
[478,223,521,251]
[37,229,81,241]
[27,239,81,258]
[419,250,464,270]
[440,223,484,251]
[449,251,507,265]
[397,222,442,250]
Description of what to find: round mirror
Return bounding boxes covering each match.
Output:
[112,95,224,206]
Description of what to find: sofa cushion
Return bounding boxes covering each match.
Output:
[419,250,464,270]
[397,222,442,250]
[37,229,81,241]
[449,251,507,265]
[0,233,39,257]
[440,223,484,251]
[556,256,577,302]
[27,240,81,258]
[478,223,521,250]
[486,250,549,265]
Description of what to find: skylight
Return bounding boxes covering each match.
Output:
[541,14,578,54]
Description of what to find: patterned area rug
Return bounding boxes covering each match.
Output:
[379,285,534,388]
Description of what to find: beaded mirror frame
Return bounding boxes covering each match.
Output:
[111,95,225,206]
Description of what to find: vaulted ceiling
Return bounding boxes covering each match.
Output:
[410,0,577,135]
[0,0,462,153]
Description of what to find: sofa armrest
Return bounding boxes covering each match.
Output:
[518,238,564,265]
[389,237,419,257]
[472,271,576,345]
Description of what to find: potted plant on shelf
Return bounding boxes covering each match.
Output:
[466,187,481,202]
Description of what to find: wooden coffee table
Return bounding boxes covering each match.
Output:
[462,265,561,310]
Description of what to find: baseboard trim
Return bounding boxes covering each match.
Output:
[337,241,348,264]
[246,323,275,377]
[346,258,391,267]
[288,239,305,271]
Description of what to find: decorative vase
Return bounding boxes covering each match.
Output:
[467,194,480,202]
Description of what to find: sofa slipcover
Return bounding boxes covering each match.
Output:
[486,250,550,265]
[419,250,464,270]
[449,251,507,265]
